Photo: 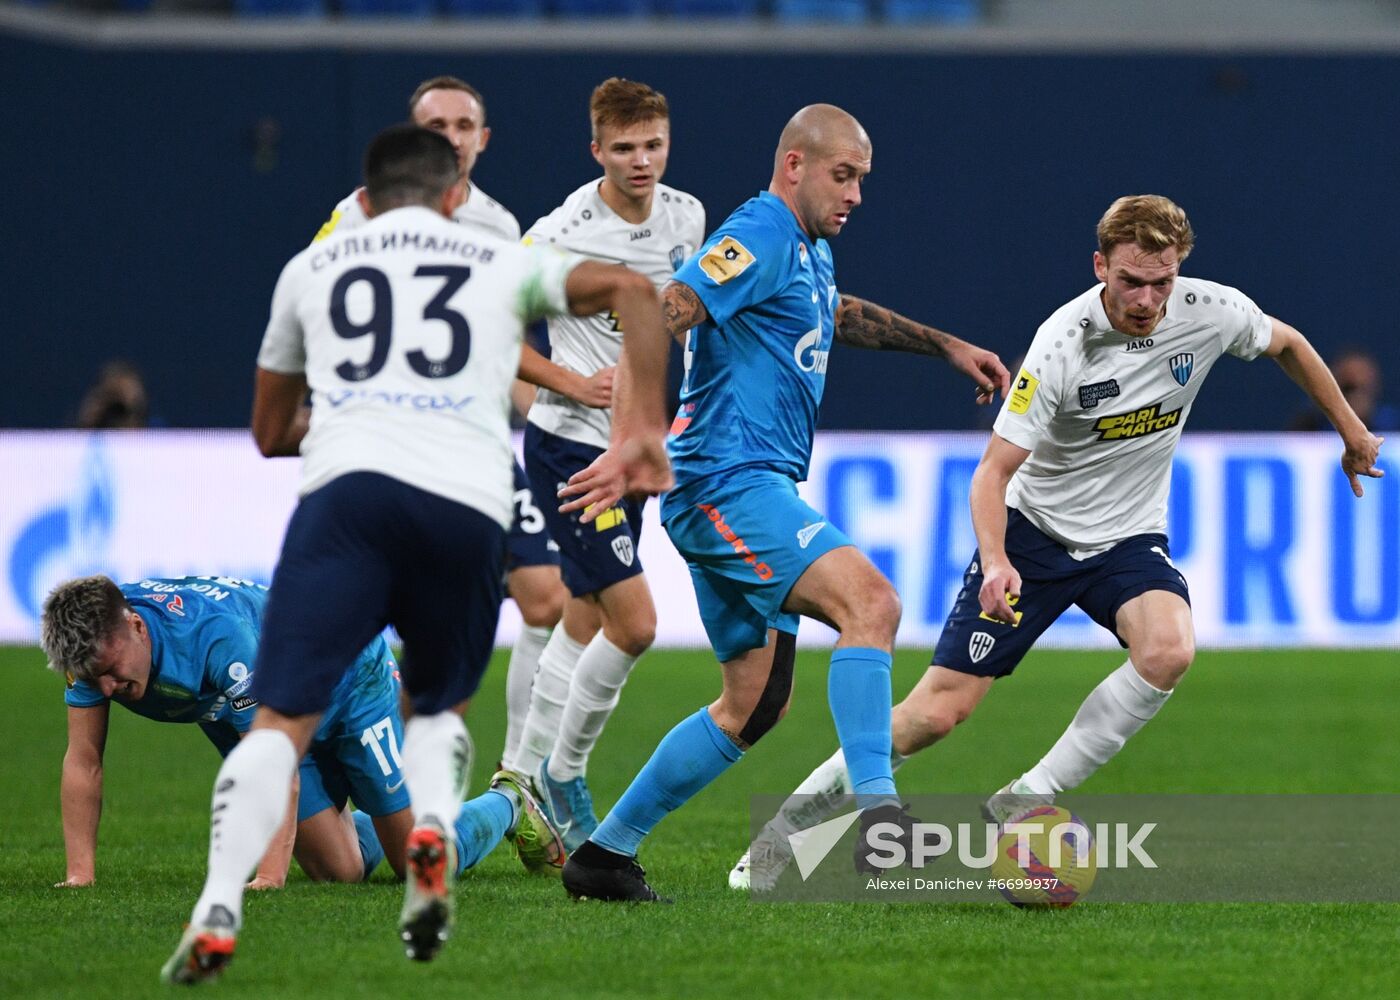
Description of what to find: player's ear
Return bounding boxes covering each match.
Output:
[590,139,603,167]
[356,187,374,220]
[440,178,467,218]
[1092,250,1108,283]
[477,126,491,153]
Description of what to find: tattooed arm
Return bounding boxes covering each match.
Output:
[834,294,1011,404]
[662,280,709,344]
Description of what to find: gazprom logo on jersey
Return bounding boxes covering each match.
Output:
[793,328,829,374]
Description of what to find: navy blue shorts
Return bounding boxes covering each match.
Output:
[506,458,561,572]
[524,423,644,598]
[254,472,505,716]
[932,508,1190,678]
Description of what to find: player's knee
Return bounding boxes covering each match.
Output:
[737,632,796,746]
[843,579,901,643]
[516,585,566,628]
[605,608,656,657]
[299,853,364,884]
[1133,635,1194,690]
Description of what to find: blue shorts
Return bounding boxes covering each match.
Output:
[932,507,1191,678]
[301,636,410,820]
[254,471,505,717]
[202,638,410,821]
[524,423,644,598]
[506,458,561,572]
[661,469,852,662]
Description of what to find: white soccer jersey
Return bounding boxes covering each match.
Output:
[993,276,1274,558]
[259,205,581,527]
[524,180,705,449]
[312,183,521,244]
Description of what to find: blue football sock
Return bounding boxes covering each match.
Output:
[453,789,516,874]
[828,647,897,802]
[591,707,743,857]
[351,810,385,881]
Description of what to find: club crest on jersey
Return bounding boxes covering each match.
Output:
[968,632,996,664]
[698,236,755,284]
[1078,379,1121,410]
[611,536,635,567]
[669,245,688,271]
[1169,352,1195,387]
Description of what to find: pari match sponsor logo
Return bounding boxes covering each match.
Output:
[1093,403,1182,441]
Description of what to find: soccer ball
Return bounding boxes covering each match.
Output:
[989,804,1097,908]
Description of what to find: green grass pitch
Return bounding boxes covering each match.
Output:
[2,645,1397,999]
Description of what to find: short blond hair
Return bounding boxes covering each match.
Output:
[40,576,130,682]
[590,78,669,140]
[1097,195,1195,261]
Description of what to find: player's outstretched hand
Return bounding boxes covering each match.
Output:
[577,366,616,409]
[246,875,284,891]
[978,561,1022,625]
[559,435,674,522]
[1342,432,1385,497]
[54,876,94,888]
[945,340,1011,405]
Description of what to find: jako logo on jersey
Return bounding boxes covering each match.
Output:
[794,328,830,374]
[698,503,773,580]
[1125,338,1154,353]
[969,632,996,663]
[611,536,635,567]
[796,522,828,549]
[630,228,652,241]
[1169,352,1195,387]
[1078,379,1121,410]
[1094,404,1183,441]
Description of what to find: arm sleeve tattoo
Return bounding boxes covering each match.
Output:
[834,294,951,357]
[662,281,708,344]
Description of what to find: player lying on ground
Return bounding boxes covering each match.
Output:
[161,125,672,983]
[41,576,563,891]
[730,194,1385,890]
[556,104,1009,903]
[505,77,706,851]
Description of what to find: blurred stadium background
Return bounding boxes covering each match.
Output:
[3,0,1398,648]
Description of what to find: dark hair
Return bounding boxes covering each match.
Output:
[408,75,486,124]
[363,125,462,214]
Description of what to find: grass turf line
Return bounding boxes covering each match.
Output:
[1,645,1396,998]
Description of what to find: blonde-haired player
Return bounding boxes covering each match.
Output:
[731,194,1384,891]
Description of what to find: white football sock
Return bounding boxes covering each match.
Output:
[402,712,472,828]
[547,635,639,782]
[767,748,907,838]
[1019,659,1171,796]
[191,728,297,929]
[508,628,585,775]
[502,625,551,764]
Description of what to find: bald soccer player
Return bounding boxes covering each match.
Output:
[557,104,1010,902]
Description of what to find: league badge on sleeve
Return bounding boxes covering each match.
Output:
[698,236,755,284]
[1008,369,1040,415]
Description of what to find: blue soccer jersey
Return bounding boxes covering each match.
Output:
[65,577,386,750]
[666,191,837,497]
